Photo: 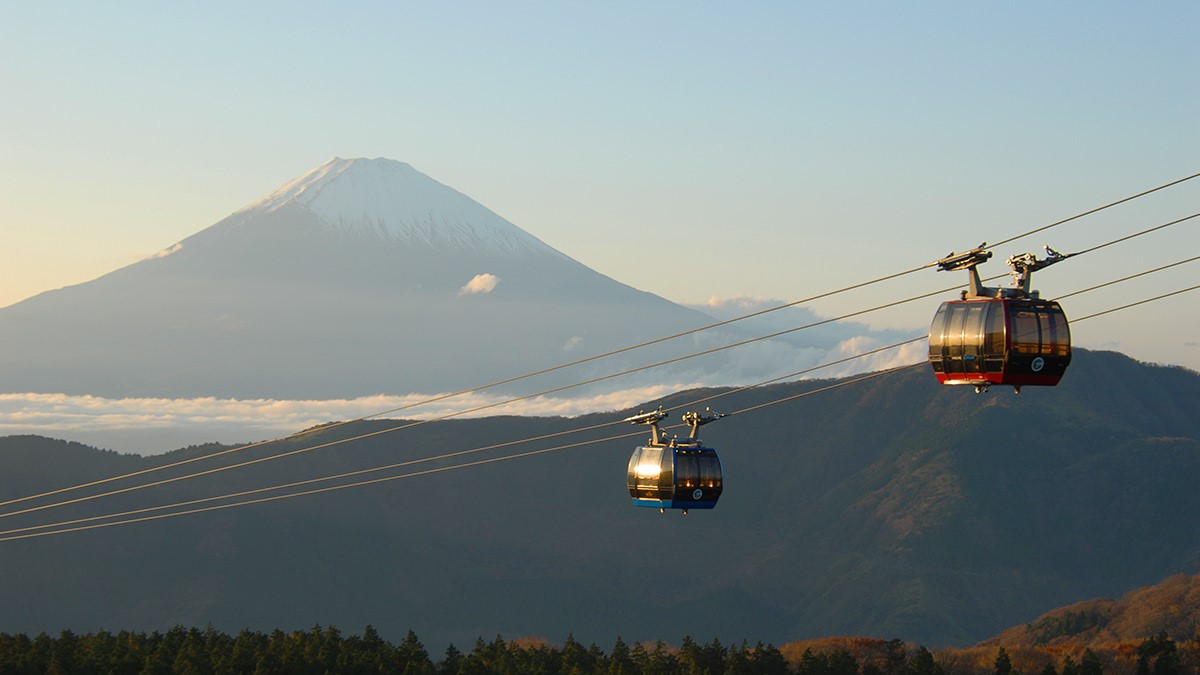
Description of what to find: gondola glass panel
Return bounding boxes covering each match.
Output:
[1040,305,1070,356]
[1010,307,1041,353]
[962,303,984,373]
[627,446,671,501]
[983,303,1005,371]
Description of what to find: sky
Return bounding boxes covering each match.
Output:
[1,2,1198,450]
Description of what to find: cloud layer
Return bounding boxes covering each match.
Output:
[0,386,685,455]
[0,296,925,454]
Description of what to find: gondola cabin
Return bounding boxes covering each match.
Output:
[930,245,1072,393]
[929,297,1070,390]
[627,444,723,512]
[624,408,725,514]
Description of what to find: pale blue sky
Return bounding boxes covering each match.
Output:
[3,2,1198,369]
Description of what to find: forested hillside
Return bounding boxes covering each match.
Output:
[2,349,1198,650]
[985,572,1200,648]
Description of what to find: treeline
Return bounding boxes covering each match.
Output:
[1,627,1197,675]
[0,627,777,675]
[0,627,869,675]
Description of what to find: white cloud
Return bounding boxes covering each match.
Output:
[704,294,769,310]
[458,273,499,295]
[829,336,927,376]
[563,336,584,351]
[149,242,183,259]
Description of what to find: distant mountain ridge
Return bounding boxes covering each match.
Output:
[2,349,1198,650]
[0,157,721,399]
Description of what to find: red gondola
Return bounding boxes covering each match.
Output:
[929,245,1072,393]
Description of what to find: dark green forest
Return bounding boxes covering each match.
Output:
[0,627,786,675]
[2,627,1198,675]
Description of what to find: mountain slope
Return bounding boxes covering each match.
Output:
[2,350,1198,649]
[0,158,718,398]
[984,572,1200,647]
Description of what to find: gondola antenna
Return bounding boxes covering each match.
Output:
[623,407,669,446]
[1006,245,1072,296]
[934,244,992,298]
[936,243,1072,299]
[681,408,726,440]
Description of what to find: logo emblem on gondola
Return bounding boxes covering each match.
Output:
[1031,356,1045,372]
[692,489,703,500]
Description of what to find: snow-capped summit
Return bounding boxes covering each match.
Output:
[234,157,554,255]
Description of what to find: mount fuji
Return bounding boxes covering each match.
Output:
[1,158,727,400]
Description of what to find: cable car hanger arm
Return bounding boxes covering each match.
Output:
[934,243,1074,299]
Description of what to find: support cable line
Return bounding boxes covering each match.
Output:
[6,268,1194,543]
[0,281,965,522]
[4,194,1195,514]
[0,340,926,539]
[2,209,1195,521]
[1068,212,1199,257]
[5,267,1198,542]
[0,365,918,543]
[987,171,1200,249]
[1056,255,1200,301]
[4,174,1190,509]
[2,177,1193,514]
[1071,284,1200,322]
[0,267,959,511]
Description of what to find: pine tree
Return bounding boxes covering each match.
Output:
[438,644,462,675]
[590,641,611,675]
[397,629,434,675]
[994,647,1015,675]
[724,641,752,675]
[680,636,701,675]
[679,636,725,675]
[609,636,637,675]
[905,647,944,675]
[747,642,789,675]
[563,632,595,675]
[645,641,681,675]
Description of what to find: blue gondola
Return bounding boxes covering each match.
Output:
[625,408,725,514]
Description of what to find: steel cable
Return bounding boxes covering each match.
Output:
[4,270,1196,542]
[2,177,1195,517]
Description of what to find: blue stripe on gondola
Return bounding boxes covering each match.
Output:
[631,498,718,510]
